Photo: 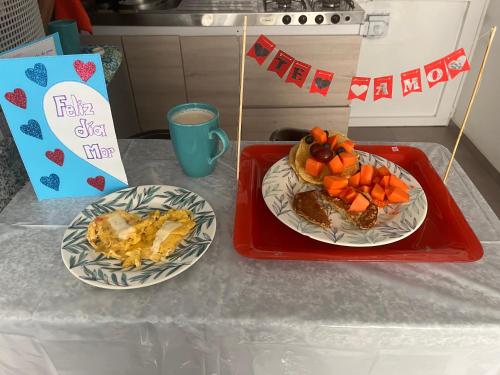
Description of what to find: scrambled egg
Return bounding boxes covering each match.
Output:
[87,209,195,268]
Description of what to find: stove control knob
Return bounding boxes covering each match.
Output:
[331,14,341,24]
[315,15,324,24]
[282,15,292,25]
[299,15,307,24]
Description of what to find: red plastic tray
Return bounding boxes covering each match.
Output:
[233,144,483,262]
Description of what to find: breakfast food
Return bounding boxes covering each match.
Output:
[294,190,378,230]
[290,127,360,185]
[288,126,411,230]
[87,209,195,267]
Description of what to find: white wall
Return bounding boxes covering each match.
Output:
[453,1,500,172]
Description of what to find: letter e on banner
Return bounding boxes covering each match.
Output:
[246,35,276,65]
[347,76,371,101]
[285,60,311,88]
[373,76,393,101]
[424,58,448,88]
[310,69,334,96]
[400,68,422,97]
[267,50,295,78]
[445,48,471,79]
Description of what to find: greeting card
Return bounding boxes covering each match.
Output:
[0,54,128,200]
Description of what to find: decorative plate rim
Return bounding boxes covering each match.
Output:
[61,185,216,290]
[262,150,428,247]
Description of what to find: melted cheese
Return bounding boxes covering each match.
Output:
[151,221,182,253]
[106,212,135,240]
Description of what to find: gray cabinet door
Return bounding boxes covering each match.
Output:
[180,36,240,139]
[123,36,186,132]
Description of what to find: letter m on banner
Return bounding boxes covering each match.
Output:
[400,68,422,97]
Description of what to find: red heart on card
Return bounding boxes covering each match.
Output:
[4,88,27,109]
[45,148,64,166]
[87,176,105,191]
[73,60,96,82]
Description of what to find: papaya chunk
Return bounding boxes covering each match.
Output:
[340,140,355,153]
[326,188,344,197]
[389,175,409,192]
[348,193,370,212]
[327,135,338,149]
[359,185,371,194]
[311,127,327,144]
[377,166,391,176]
[328,155,344,174]
[380,175,390,188]
[340,187,357,203]
[339,152,357,168]
[305,157,324,177]
[371,183,385,201]
[324,175,348,191]
[359,165,375,186]
[386,186,410,203]
[348,172,360,187]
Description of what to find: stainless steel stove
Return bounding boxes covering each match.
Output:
[93,0,366,27]
[262,0,364,26]
[262,0,364,25]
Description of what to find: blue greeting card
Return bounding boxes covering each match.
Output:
[0,54,128,199]
[0,33,63,58]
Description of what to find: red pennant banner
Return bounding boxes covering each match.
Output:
[286,60,312,88]
[251,35,471,102]
[267,50,294,78]
[310,69,334,96]
[373,76,393,101]
[424,58,448,88]
[445,48,471,79]
[247,35,276,65]
[400,68,422,97]
[347,77,371,101]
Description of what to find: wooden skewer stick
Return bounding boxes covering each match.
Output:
[443,26,497,183]
[236,16,248,181]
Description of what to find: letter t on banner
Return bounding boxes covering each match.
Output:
[267,50,295,78]
[400,68,422,97]
[373,76,393,101]
[246,35,276,65]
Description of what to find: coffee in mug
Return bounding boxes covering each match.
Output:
[167,103,229,177]
[171,109,215,125]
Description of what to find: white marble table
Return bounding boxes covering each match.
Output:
[0,140,499,375]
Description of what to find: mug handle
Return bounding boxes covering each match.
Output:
[208,128,230,165]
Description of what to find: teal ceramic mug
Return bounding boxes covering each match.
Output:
[167,103,229,177]
[48,20,80,55]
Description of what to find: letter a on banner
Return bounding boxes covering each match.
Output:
[400,68,422,97]
[347,77,371,101]
[286,60,311,88]
[424,58,449,88]
[445,48,471,79]
[267,50,294,78]
[246,35,276,65]
[310,69,334,96]
[373,76,393,101]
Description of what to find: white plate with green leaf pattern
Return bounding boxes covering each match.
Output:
[262,151,427,247]
[61,185,216,289]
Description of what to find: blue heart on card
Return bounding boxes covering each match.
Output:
[40,174,60,191]
[25,63,48,87]
[20,119,43,140]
